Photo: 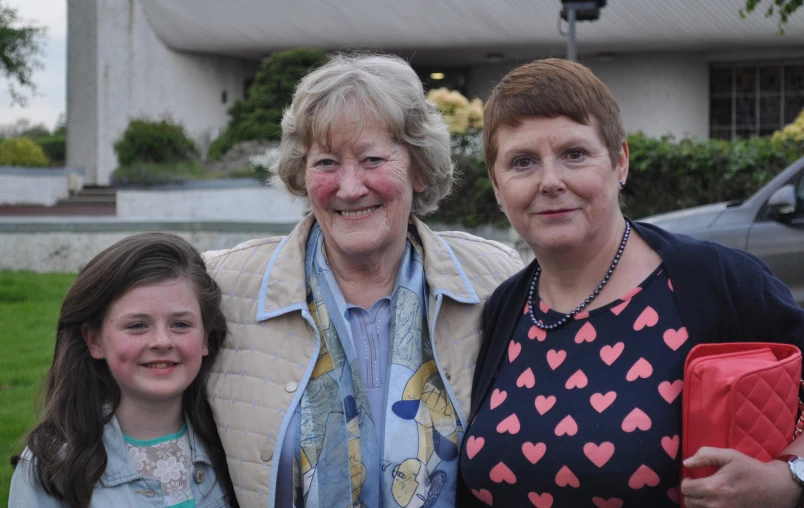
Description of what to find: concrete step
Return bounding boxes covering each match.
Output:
[58,195,117,205]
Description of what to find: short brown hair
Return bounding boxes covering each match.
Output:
[483,58,625,172]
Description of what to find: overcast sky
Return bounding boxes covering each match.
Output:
[0,0,66,130]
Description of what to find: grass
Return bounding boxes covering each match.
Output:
[0,271,75,505]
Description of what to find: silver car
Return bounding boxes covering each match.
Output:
[640,156,804,306]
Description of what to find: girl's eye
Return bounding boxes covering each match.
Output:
[126,323,147,330]
[172,321,191,329]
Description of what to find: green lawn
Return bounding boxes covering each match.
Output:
[0,271,75,505]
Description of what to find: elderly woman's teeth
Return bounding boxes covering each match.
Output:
[341,207,379,218]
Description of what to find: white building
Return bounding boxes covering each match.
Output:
[67,0,804,185]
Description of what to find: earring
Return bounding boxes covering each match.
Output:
[93,349,101,357]
[619,181,626,189]
[203,347,208,353]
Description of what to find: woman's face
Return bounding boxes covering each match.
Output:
[490,115,628,255]
[305,118,424,264]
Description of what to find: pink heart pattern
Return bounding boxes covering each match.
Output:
[517,367,536,389]
[546,349,566,370]
[522,442,547,464]
[490,461,517,484]
[461,264,691,506]
[535,395,557,415]
[466,436,485,459]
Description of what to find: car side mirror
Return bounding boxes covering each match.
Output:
[767,184,797,222]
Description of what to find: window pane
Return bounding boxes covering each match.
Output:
[736,67,756,95]
[760,66,782,93]
[736,127,756,139]
[759,128,778,137]
[785,65,804,92]
[785,94,804,123]
[759,96,781,127]
[710,67,732,95]
[710,127,732,140]
[736,97,756,126]
[710,97,732,125]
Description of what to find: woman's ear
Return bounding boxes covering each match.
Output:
[616,139,629,185]
[202,332,210,357]
[82,323,104,359]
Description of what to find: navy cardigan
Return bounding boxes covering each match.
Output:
[457,221,804,506]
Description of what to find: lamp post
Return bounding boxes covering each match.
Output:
[561,0,607,62]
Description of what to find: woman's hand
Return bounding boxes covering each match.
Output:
[681,447,802,508]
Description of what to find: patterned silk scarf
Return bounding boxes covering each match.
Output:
[294,222,462,508]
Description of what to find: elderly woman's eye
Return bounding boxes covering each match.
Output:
[364,157,386,167]
[315,159,337,169]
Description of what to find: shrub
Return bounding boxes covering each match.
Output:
[772,109,804,144]
[625,132,803,218]
[0,137,50,167]
[36,135,66,165]
[114,118,197,166]
[111,161,207,186]
[208,48,329,160]
[427,88,483,135]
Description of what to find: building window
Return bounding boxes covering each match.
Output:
[414,67,469,96]
[710,61,804,140]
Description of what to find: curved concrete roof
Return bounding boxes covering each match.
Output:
[138,0,804,63]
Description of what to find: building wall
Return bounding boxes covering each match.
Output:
[68,0,259,185]
[467,53,710,140]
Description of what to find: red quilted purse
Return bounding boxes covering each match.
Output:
[681,342,803,503]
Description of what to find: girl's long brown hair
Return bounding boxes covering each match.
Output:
[20,233,237,507]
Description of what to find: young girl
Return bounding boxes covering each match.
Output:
[9,233,237,507]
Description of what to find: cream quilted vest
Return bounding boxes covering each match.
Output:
[203,215,523,507]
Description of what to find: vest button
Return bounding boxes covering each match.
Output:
[194,470,205,484]
[285,381,298,393]
[260,447,274,461]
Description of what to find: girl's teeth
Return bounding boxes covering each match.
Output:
[148,363,169,368]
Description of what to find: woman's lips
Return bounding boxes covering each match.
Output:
[536,209,576,216]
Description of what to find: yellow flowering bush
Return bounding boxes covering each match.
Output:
[772,109,804,143]
[0,137,50,167]
[427,88,483,134]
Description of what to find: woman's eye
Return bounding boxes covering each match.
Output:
[315,159,337,169]
[566,149,586,160]
[511,156,535,169]
[364,157,385,167]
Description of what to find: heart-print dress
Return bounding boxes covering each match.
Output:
[461,265,693,507]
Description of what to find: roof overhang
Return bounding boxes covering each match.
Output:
[138,0,804,65]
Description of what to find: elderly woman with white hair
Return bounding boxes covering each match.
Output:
[202,53,523,508]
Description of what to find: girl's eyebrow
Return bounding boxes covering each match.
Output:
[118,311,197,320]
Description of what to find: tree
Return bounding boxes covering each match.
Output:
[740,0,803,33]
[0,0,46,105]
[207,48,328,160]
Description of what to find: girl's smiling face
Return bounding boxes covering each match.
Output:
[84,277,208,411]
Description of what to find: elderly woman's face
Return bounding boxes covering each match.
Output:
[305,119,424,264]
[491,115,628,254]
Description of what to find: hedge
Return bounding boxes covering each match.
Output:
[431,132,804,226]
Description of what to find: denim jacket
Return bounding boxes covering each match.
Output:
[9,416,231,507]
